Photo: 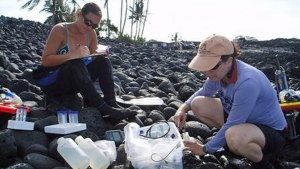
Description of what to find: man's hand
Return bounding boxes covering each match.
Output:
[174,111,187,130]
[184,141,206,156]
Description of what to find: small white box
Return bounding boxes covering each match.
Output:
[7,120,34,130]
[45,123,86,134]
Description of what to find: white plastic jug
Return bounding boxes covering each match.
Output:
[75,136,110,169]
[57,137,90,169]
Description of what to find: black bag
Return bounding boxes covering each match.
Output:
[32,65,60,80]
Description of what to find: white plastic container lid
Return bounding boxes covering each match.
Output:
[75,135,84,144]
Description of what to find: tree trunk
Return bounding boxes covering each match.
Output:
[107,3,110,38]
[119,0,123,37]
[141,0,149,38]
[134,18,138,40]
[53,0,57,24]
[130,0,135,39]
[137,17,142,39]
[121,0,128,36]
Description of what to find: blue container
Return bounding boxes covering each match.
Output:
[275,70,288,93]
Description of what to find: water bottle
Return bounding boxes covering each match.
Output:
[275,55,288,94]
[57,137,90,169]
[275,68,288,93]
[75,136,110,169]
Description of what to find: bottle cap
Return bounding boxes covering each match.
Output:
[69,110,78,114]
[75,135,84,144]
[57,110,68,115]
[4,91,13,97]
[57,137,65,144]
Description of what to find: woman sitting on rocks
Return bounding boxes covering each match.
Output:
[33,2,136,120]
[174,34,287,169]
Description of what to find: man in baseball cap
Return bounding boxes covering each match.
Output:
[189,34,234,71]
[174,34,286,169]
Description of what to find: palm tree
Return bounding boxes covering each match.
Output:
[68,0,80,12]
[103,0,111,38]
[128,0,146,40]
[119,0,123,37]
[98,19,118,38]
[18,0,82,24]
[18,0,43,10]
[119,0,128,38]
[42,0,76,24]
[42,0,61,24]
[130,0,135,39]
[19,0,57,24]
[122,0,128,37]
[140,0,149,38]
[170,32,182,50]
[136,0,143,40]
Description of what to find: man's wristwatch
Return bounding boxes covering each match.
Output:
[202,145,209,154]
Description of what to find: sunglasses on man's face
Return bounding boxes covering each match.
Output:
[210,60,223,71]
[83,16,98,29]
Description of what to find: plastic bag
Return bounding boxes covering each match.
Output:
[124,122,184,169]
[94,140,117,164]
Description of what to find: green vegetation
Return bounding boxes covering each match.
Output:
[170,32,182,50]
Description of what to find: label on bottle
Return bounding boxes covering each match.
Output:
[275,73,288,92]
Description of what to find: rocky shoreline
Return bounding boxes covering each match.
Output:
[0,15,300,169]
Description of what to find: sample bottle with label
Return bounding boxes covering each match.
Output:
[75,135,110,169]
[57,137,90,169]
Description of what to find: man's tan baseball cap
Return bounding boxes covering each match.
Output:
[189,34,234,71]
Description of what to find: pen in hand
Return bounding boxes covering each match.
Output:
[75,44,91,58]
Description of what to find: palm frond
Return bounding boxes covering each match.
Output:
[104,0,108,8]
[28,0,41,10]
[20,1,33,9]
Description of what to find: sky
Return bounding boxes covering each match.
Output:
[0,0,299,42]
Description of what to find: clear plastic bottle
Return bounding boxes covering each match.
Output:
[75,136,110,169]
[57,137,90,169]
[182,132,196,144]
